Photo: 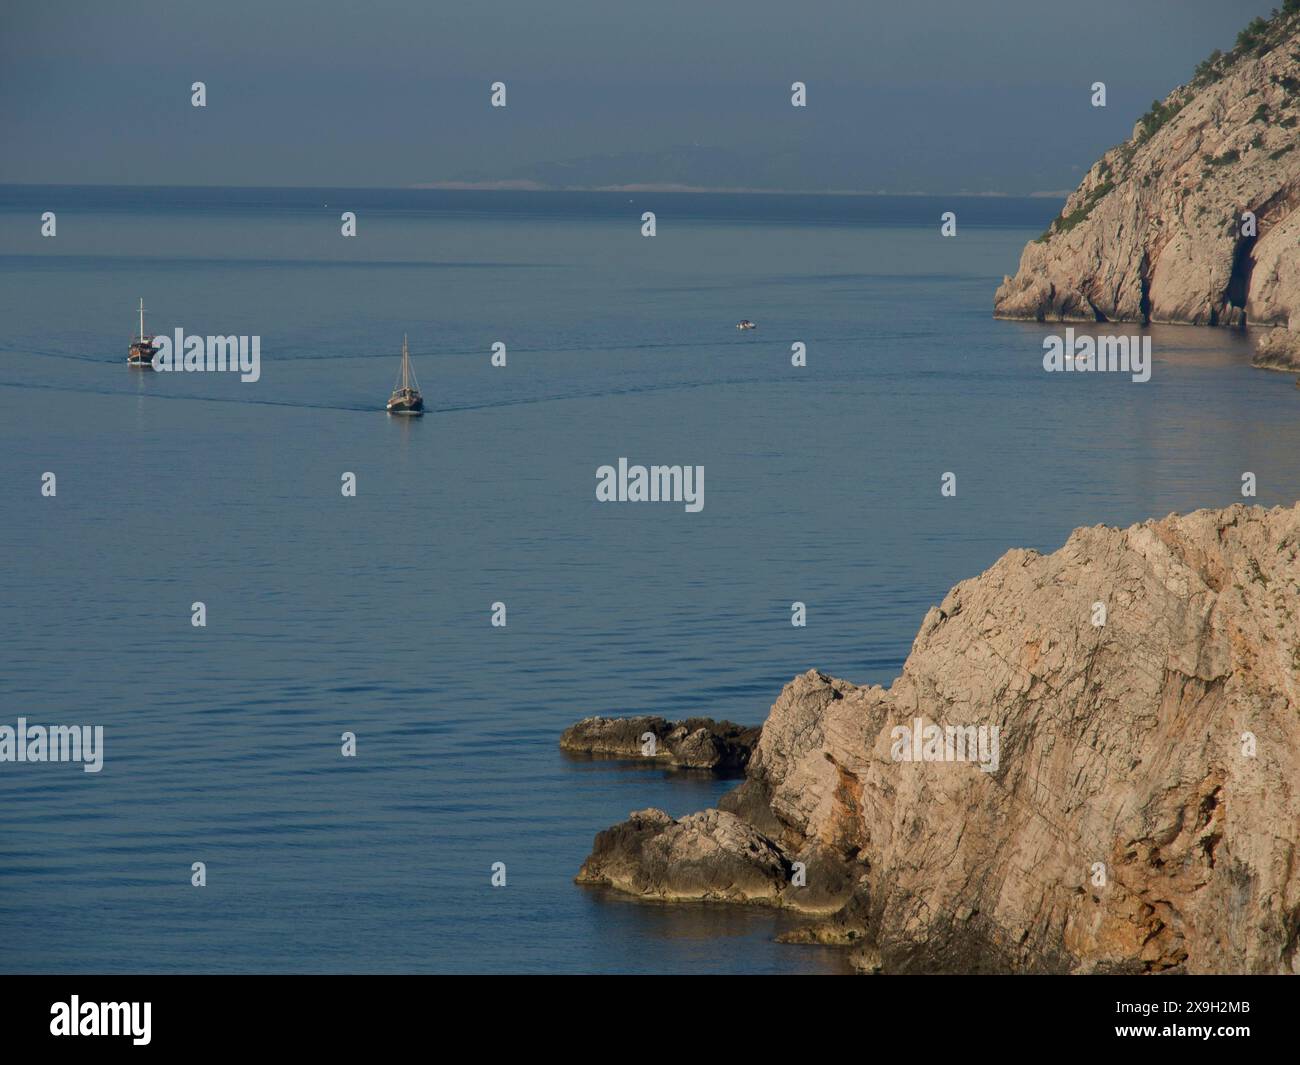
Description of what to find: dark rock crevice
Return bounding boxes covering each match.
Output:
[1225,229,1257,324]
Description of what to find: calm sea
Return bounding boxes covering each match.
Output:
[1,186,1296,974]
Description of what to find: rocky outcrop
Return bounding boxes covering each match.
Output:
[576,808,790,903]
[1252,325,1300,372]
[560,715,759,770]
[577,503,1300,974]
[994,7,1300,366]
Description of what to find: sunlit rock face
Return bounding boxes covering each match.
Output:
[579,503,1300,974]
[994,10,1300,370]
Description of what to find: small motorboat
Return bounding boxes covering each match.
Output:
[736,319,757,331]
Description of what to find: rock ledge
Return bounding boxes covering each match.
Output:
[560,715,759,770]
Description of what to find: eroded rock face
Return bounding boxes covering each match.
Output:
[993,9,1300,364]
[578,504,1300,974]
[560,715,758,770]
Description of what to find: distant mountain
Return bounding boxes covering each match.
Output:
[422,144,998,197]
[427,145,867,193]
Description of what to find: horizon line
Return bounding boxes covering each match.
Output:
[0,180,1071,201]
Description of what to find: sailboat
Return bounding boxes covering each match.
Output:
[386,335,425,415]
[127,298,158,368]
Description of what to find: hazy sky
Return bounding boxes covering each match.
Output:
[0,0,1279,193]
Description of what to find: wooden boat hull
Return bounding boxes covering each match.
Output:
[128,342,157,368]
[386,398,424,415]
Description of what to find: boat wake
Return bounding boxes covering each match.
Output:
[0,370,801,416]
[0,377,375,413]
[0,345,111,364]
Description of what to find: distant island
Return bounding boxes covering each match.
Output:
[995,4,1300,372]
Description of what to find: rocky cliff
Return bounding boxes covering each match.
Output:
[993,7,1300,369]
[577,503,1300,973]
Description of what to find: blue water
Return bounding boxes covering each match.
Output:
[2,186,1297,974]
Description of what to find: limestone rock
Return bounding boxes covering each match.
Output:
[1252,325,1300,372]
[575,807,789,903]
[577,503,1300,974]
[560,715,758,770]
[994,8,1300,358]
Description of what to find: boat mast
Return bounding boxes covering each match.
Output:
[402,334,410,391]
[138,298,145,340]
